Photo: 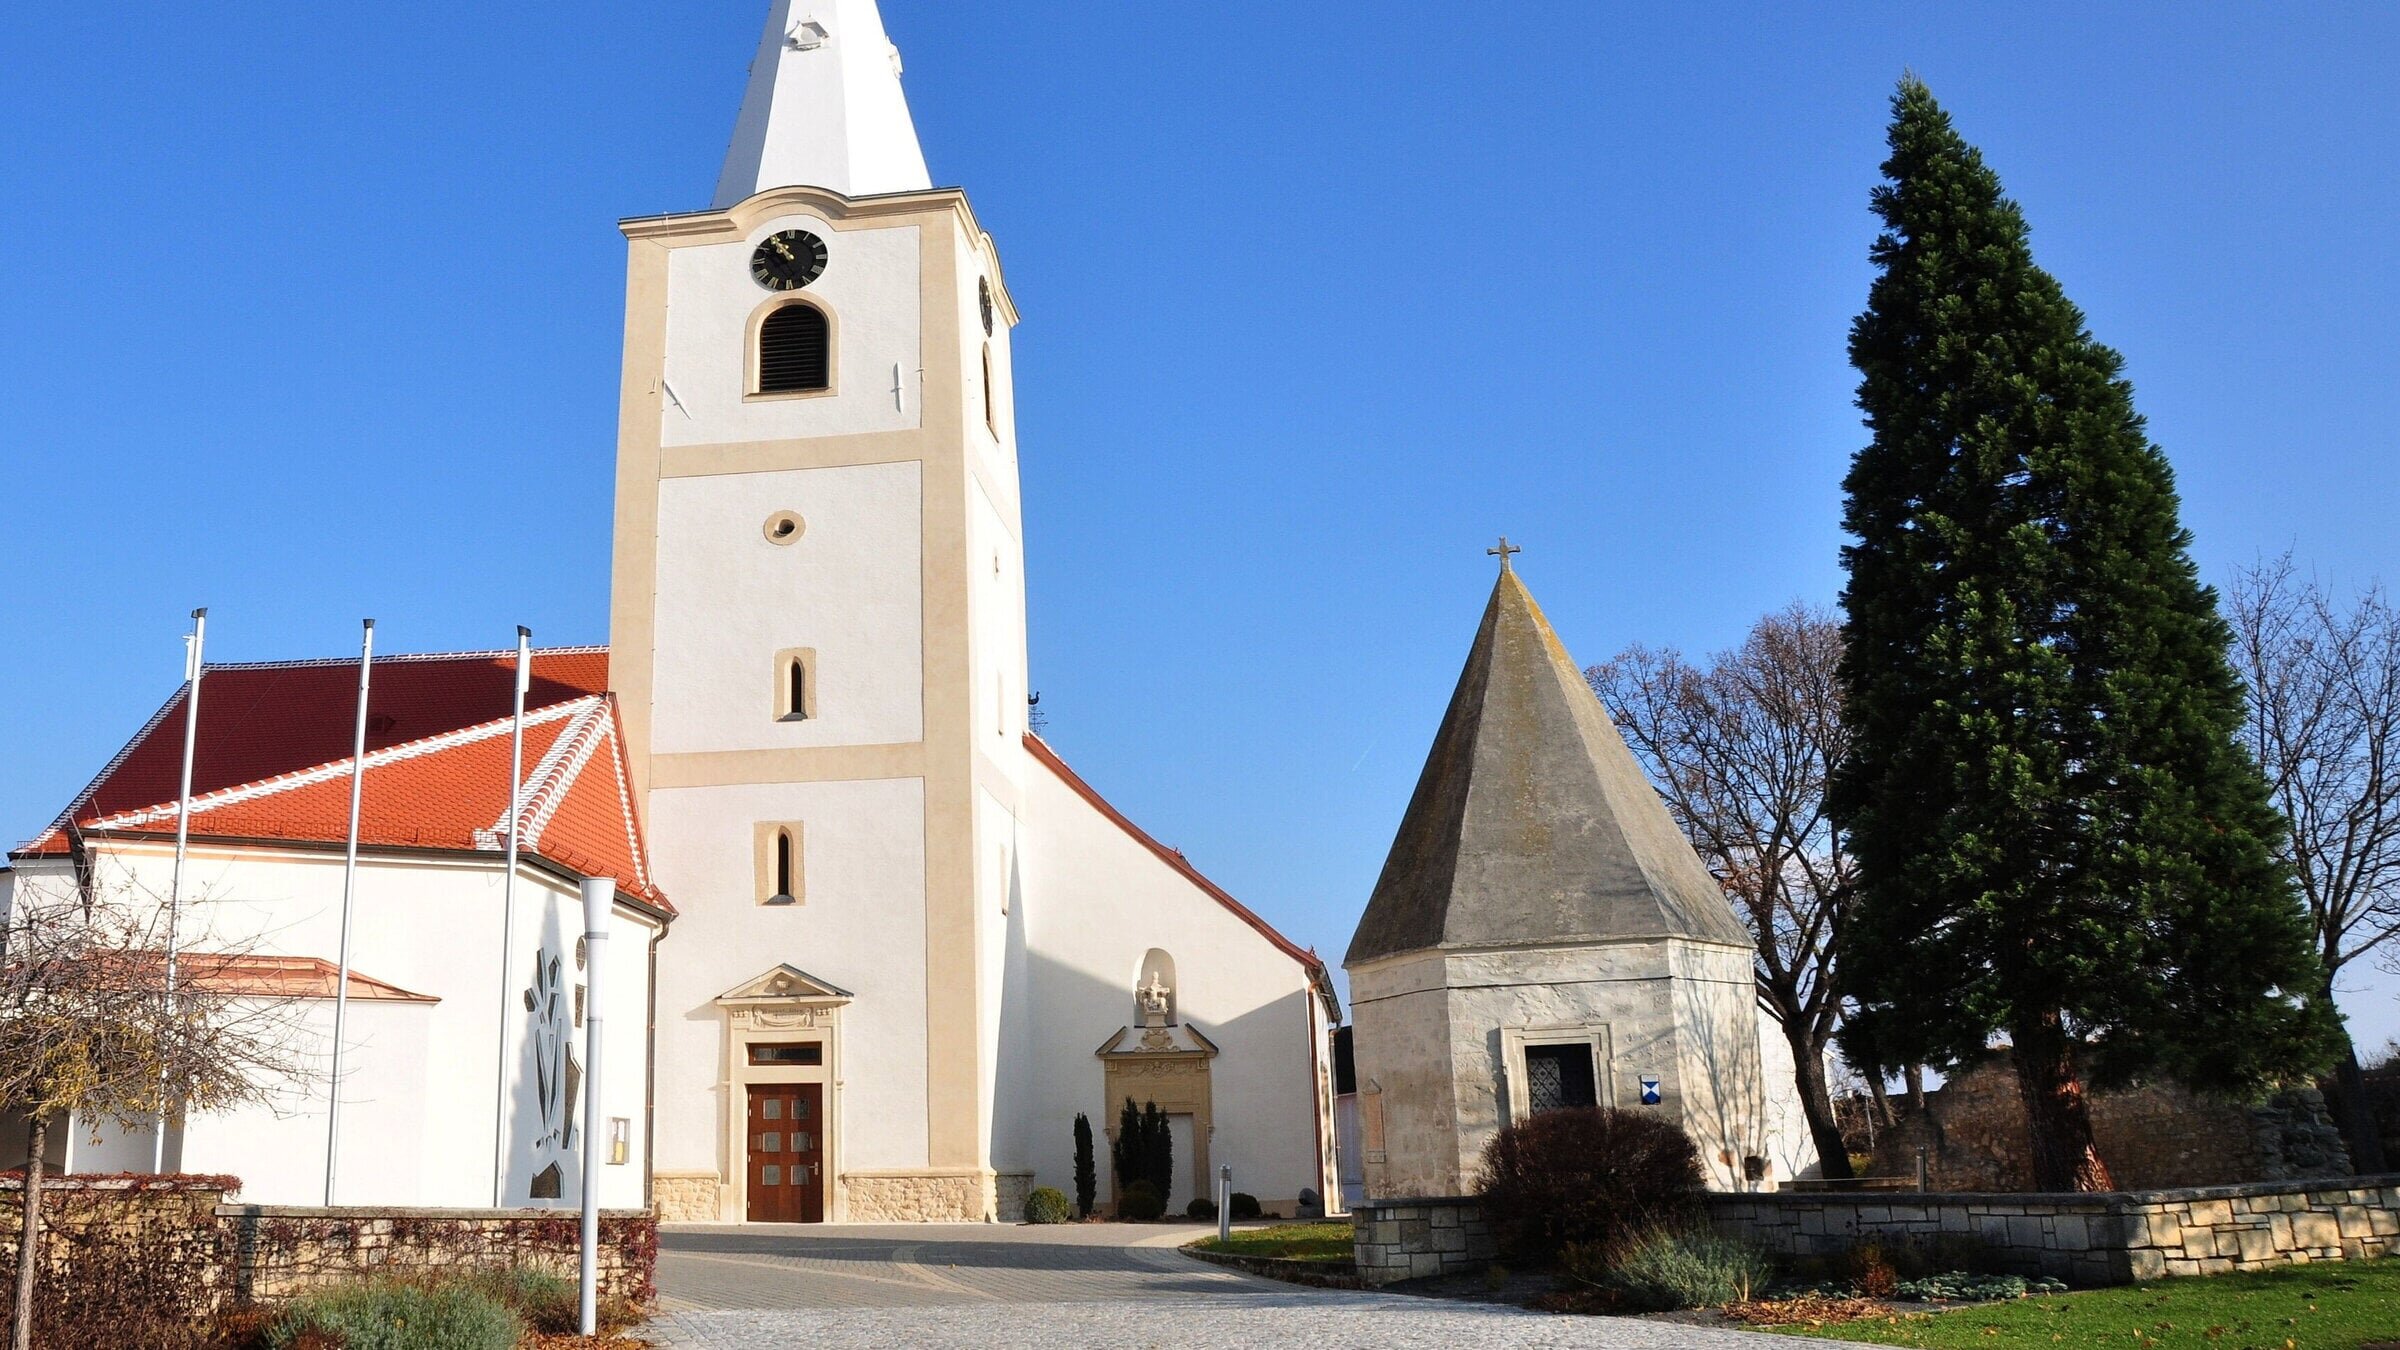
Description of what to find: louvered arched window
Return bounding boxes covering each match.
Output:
[757,303,830,394]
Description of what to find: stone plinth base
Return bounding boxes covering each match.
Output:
[652,1172,719,1224]
[842,1169,994,1222]
[1352,1195,1496,1285]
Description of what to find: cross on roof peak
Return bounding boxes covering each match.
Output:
[1487,536,1522,571]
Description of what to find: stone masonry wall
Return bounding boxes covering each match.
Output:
[652,1172,718,1223]
[843,1171,990,1222]
[1874,1058,2350,1191]
[1707,1175,2400,1286]
[1351,1196,1496,1285]
[222,1205,658,1306]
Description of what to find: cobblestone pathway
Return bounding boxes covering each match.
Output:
[644,1223,1828,1348]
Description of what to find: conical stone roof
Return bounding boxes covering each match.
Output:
[1346,565,1751,965]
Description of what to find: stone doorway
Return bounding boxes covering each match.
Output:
[746,1083,826,1223]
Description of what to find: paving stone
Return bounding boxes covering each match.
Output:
[643,1222,1836,1347]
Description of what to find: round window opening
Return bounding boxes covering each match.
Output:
[763,511,806,545]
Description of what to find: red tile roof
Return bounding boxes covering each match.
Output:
[18,649,666,912]
[1024,733,1332,1004]
[169,954,438,1003]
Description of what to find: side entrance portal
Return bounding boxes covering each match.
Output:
[746,1083,826,1223]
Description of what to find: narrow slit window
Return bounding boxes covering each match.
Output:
[758,304,830,394]
[756,820,804,905]
[981,343,997,435]
[774,648,817,722]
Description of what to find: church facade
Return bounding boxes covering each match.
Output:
[614,0,1337,1225]
[2,0,1340,1225]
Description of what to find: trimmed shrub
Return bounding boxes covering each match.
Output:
[1117,1180,1165,1221]
[1185,1196,1218,1221]
[1024,1187,1075,1225]
[268,1278,520,1350]
[1473,1107,1703,1260]
[1072,1114,1098,1217]
[1562,1230,1774,1312]
[1227,1191,1262,1221]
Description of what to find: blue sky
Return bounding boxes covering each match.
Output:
[5,4,2396,1049]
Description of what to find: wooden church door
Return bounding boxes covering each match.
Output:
[745,1083,825,1222]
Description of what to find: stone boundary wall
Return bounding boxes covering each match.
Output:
[1351,1196,1496,1285]
[222,1204,658,1306]
[0,1177,659,1312]
[1706,1175,2400,1286]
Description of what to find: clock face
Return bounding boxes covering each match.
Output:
[979,277,995,336]
[751,230,829,291]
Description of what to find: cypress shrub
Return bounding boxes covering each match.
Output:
[1072,1113,1097,1217]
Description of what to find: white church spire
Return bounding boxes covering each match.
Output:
[714,0,934,206]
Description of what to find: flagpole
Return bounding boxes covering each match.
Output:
[154,607,206,1174]
[323,619,374,1205]
[491,628,532,1205]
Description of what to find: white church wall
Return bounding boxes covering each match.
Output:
[967,475,1027,751]
[660,214,922,448]
[1018,758,1329,1212]
[952,228,1016,463]
[644,776,931,1176]
[650,460,924,755]
[174,999,431,1205]
[976,788,1037,1187]
[30,843,657,1208]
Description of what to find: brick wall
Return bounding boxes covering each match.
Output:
[1707,1175,2400,1286]
[1351,1196,1496,1285]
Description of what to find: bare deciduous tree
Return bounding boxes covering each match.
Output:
[0,881,300,1350]
[1589,604,1859,1179]
[2227,556,2400,1173]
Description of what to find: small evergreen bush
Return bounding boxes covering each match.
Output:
[1473,1107,1704,1260]
[1228,1191,1262,1220]
[1117,1180,1165,1221]
[1562,1230,1774,1312]
[1072,1113,1098,1217]
[268,1278,520,1350]
[1185,1196,1218,1221]
[1024,1186,1075,1225]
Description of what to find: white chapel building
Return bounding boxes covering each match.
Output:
[2,0,1341,1225]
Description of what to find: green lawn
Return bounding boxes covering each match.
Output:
[1769,1258,2400,1349]
[1190,1221,1354,1263]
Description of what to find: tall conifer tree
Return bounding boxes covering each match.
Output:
[1832,79,2339,1191]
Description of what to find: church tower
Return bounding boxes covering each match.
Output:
[610,0,1032,1223]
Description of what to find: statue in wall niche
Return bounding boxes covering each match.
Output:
[1137,972,1171,1027]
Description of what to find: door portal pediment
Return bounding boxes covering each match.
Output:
[716,963,854,1007]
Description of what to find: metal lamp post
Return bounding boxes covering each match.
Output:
[577,876,614,1336]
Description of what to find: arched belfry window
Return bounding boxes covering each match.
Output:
[757,303,830,394]
[981,343,997,436]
